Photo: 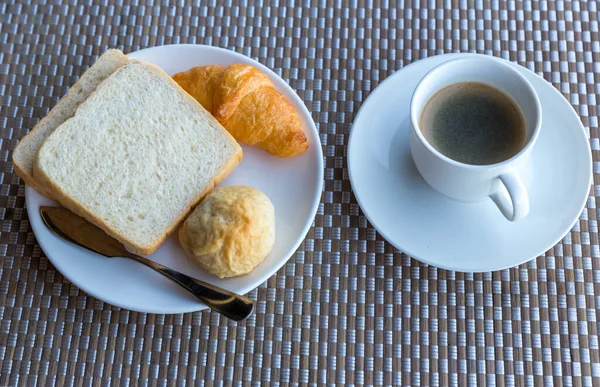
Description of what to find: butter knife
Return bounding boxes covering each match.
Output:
[39,206,254,321]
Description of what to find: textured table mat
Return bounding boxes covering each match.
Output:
[1,1,600,386]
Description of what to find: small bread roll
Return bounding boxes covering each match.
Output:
[179,186,275,278]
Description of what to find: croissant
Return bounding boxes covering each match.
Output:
[173,64,309,157]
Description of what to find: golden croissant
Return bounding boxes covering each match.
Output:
[173,64,309,157]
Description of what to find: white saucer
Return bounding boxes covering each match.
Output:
[348,54,592,272]
[26,44,324,313]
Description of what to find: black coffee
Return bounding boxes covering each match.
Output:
[419,82,526,165]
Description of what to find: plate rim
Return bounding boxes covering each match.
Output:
[26,43,324,313]
[347,53,592,272]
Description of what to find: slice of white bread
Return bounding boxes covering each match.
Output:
[33,60,243,255]
[12,49,129,197]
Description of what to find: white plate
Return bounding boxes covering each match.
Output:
[348,53,592,272]
[26,44,324,313]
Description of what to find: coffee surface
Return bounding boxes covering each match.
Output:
[419,82,526,165]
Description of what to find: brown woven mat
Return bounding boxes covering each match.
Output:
[1,1,599,386]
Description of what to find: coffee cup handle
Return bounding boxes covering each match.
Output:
[490,172,529,221]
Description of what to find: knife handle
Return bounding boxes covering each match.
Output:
[128,254,255,321]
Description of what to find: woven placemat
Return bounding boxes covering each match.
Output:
[1,1,599,386]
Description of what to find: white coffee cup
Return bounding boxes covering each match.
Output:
[409,55,542,221]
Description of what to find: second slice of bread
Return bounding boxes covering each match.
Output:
[33,60,243,255]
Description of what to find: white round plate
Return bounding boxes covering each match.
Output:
[26,44,324,313]
[348,53,592,272]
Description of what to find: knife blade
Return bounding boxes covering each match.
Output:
[40,206,136,259]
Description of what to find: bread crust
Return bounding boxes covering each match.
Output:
[13,156,54,198]
[33,60,243,256]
